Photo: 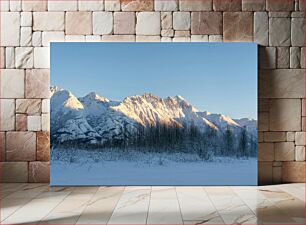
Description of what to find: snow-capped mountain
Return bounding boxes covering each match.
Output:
[51,87,257,145]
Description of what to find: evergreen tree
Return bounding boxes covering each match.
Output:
[238,126,248,158]
[223,125,234,156]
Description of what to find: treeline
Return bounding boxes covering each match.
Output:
[52,122,257,160]
[101,122,257,160]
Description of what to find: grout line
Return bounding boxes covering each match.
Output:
[145,186,152,225]
[174,186,184,225]
[75,186,100,224]
[202,186,227,225]
[37,186,75,223]
[105,186,126,225]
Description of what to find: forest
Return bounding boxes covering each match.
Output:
[53,122,257,161]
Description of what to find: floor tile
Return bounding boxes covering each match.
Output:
[147,187,183,224]
[76,186,125,224]
[108,186,150,224]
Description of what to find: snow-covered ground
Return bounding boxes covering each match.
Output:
[50,148,257,186]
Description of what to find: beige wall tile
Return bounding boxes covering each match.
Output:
[0,162,28,182]
[173,12,190,31]
[161,12,172,29]
[259,47,276,69]
[25,69,50,98]
[21,12,32,27]
[266,0,294,11]
[22,0,47,11]
[48,0,78,11]
[27,115,41,131]
[1,12,20,46]
[295,146,305,161]
[20,27,32,47]
[114,12,135,35]
[78,0,104,11]
[37,131,50,161]
[101,35,135,42]
[0,69,24,98]
[0,132,5,161]
[66,12,92,35]
[42,32,65,47]
[6,131,36,161]
[275,142,295,161]
[179,0,212,11]
[16,99,41,115]
[16,114,27,131]
[254,12,268,46]
[286,132,295,142]
[295,132,305,146]
[33,12,65,31]
[224,12,253,42]
[259,69,304,98]
[105,0,120,11]
[269,18,291,46]
[276,47,289,68]
[15,47,33,68]
[282,162,305,182]
[264,132,286,142]
[41,113,50,131]
[42,99,50,113]
[33,47,50,68]
[93,12,113,35]
[136,12,160,35]
[191,12,222,35]
[121,0,154,11]
[242,0,265,11]
[0,99,15,131]
[155,0,178,11]
[258,143,274,161]
[213,0,242,11]
[136,36,161,42]
[29,161,50,182]
[258,162,273,185]
[270,99,301,132]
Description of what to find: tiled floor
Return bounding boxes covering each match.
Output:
[0,183,305,224]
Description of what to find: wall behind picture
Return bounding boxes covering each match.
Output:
[0,0,305,184]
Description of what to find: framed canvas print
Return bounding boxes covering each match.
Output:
[50,43,258,186]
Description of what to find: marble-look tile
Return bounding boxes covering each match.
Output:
[76,186,124,224]
[276,184,305,202]
[183,214,225,224]
[0,183,28,199]
[258,187,295,202]
[39,191,95,224]
[5,183,49,199]
[2,197,66,224]
[147,187,183,224]
[230,186,266,200]
[176,187,216,221]
[108,186,150,224]
[1,198,33,222]
[274,197,305,223]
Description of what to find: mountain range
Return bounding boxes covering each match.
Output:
[50,87,257,145]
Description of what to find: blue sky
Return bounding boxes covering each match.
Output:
[51,43,257,119]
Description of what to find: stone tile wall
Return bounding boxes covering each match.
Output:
[0,0,305,184]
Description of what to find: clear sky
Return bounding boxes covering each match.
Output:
[51,43,257,119]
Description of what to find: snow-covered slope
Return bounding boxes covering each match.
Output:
[112,93,218,131]
[51,87,257,145]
